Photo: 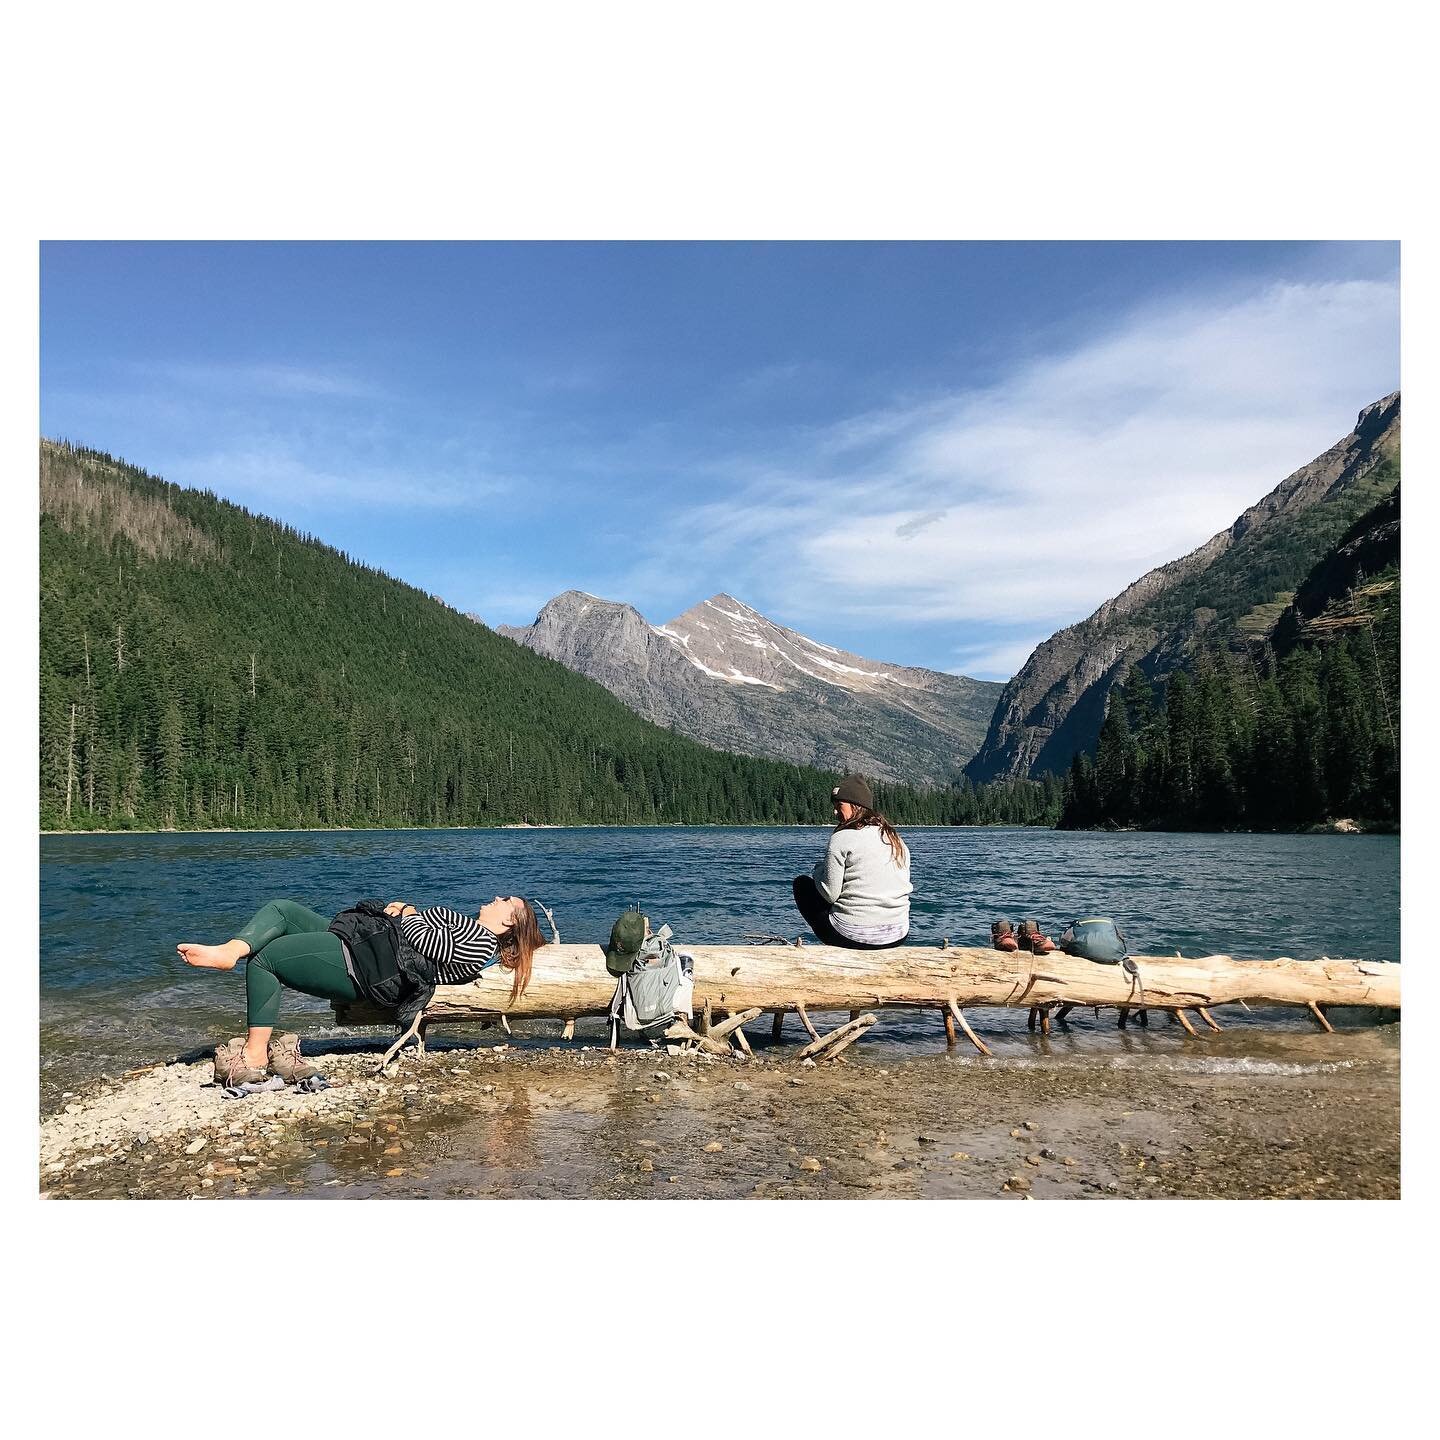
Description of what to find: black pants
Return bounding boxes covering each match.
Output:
[791,876,907,949]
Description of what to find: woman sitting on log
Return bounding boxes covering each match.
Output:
[792,775,912,949]
[177,895,544,1085]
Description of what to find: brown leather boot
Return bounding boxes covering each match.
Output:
[1017,920,1057,954]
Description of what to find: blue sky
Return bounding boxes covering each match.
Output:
[40,241,1399,678]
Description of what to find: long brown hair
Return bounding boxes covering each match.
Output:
[496,900,546,1003]
[835,804,908,867]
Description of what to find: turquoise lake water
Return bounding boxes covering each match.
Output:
[39,826,1400,1101]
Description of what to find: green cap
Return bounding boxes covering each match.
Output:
[605,908,648,975]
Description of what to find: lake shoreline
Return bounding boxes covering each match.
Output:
[41,819,1398,837]
[40,1028,1400,1200]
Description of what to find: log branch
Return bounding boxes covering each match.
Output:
[948,1000,992,1057]
[797,1013,877,1061]
[708,1008,762,1041]
[663,1019,734,1057]
[818,1015,876,1060]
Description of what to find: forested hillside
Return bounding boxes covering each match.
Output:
[1059,489,1400,832]
[39,442,1057,831]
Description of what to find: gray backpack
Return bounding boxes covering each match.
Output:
[608,924,693,1045]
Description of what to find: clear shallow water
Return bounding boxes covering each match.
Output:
[39,826,1400,1100]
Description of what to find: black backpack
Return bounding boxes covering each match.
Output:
[328,898,436,1029]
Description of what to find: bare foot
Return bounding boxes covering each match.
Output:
[177,941,245,970]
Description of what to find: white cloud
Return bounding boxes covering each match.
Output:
[646,276,1399,639]
[173,441,506,512]
[138,360,384,401]
[947,638,1046,682]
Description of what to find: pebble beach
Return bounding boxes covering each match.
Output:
[40,1022,1400,1200]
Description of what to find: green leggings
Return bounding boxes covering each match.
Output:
[236,899,360,1028]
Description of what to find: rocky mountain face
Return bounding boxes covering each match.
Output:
[500,593,1001,783]
[964,392,1402,781]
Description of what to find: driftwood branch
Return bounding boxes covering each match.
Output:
[662,1019,734,1057]
[819,1015,876,1059]
[796,1012,877,1061]
[708,1008,762,1041]
[533,901,561,945]
[376,1009,427,1072]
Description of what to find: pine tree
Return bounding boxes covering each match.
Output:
[1094,689,1136,823]
[1322,639,1374,818]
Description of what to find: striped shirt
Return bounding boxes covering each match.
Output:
[401,907,500,985]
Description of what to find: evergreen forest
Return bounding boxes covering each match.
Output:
[39,442,1059,832]
[1059,587,1399,832]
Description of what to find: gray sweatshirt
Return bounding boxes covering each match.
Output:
[812,824,912,939]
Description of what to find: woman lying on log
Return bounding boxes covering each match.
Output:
[792,775,912,949]
[177,895,545,1085]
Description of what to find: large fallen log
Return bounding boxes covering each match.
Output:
[332,942,1399,1028]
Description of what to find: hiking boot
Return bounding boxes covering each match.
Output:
[991,920,1019,952]
[1017,920,1057,955]
[267,1032,319,1084]
[213,1036,266,1087]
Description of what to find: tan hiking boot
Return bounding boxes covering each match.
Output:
[214,1036,266,1086]
[267,1032,319,1083]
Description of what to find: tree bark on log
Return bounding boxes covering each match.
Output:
[331,943,1399,1027]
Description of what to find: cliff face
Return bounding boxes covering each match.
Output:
[500,592,1001,783]
[964,392,1402,781]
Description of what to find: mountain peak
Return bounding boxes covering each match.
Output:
[544,588,627,612]
[504,587,1001,781]
[496,589,650,651]
[704,593,760,615]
